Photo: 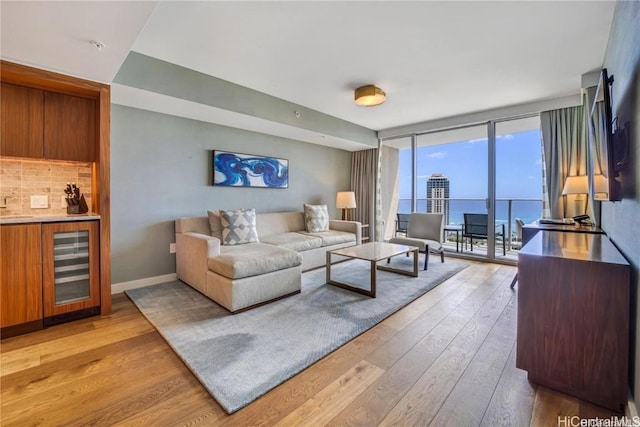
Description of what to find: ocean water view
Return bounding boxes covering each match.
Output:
[398,198,543,230]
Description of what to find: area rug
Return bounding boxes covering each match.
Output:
[125,257,466,414]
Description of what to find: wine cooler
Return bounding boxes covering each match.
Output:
[42,221,99,324]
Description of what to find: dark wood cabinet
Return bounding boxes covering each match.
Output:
[1,60,112,332]
[44,91,96,161]
[0,82,44,158]
[42,221,100,323]
[516,231,630,411]
[522,222,604,247]
[0,224,43,335]
[0,220,100,336]
[1,83,96,161]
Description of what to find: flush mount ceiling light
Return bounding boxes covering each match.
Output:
[354,85,386,107]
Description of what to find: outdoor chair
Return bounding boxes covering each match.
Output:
[388,213,445,270]
[462,213,506,256]
[394,213,410,236]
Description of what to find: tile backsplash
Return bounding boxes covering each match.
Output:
[0,158,92,217]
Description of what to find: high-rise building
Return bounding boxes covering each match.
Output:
[426,173,450,224]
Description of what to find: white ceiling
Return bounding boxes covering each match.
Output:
[0,1,157,83]
[1,1,615,133]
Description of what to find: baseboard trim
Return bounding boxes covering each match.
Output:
[111,273,177,295]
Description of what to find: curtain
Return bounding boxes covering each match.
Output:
[375,143,385,242]
[350,149,378,239]
[378,144,400,240]
[540,105,587,218]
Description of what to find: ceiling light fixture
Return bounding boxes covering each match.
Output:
[354,85,386,107]
[90,40,105,51]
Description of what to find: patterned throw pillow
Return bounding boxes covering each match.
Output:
[304,204,330,233]
[219,208,260,245]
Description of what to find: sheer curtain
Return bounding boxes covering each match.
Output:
[540,105,587,218]
[351,149,378,239]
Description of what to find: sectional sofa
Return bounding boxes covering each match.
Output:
[175,211,361,313]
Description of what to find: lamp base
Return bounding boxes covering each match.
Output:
[342,209,348,221]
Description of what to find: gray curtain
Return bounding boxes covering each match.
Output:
[540,105,587,218]
[351,149,377,238]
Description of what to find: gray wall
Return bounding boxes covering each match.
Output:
[114,52,378,147]
[600,0,640,406]
[111,105,352,284]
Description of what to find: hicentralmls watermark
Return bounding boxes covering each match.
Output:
[557,416,640,427]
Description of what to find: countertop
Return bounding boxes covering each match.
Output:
[0,213,100,225]
[520,231,629,265]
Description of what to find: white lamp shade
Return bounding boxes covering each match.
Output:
[594,174,609,193]
[336,191,356,209]
[562,175,588,195]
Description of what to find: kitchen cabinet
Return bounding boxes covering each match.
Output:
[44,91,96,161]
[0,83,96,161]
[42,221,100,323]
[0,82,44,158]
[1,59,112,324]
[516,231,630,411]
[0,224,43,335]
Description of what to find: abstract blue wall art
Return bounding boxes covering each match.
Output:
[213,151,289,188]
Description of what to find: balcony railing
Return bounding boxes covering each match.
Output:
[397,197,543,253]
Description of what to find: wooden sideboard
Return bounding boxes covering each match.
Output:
[522,222,604,246]
[516,231,630,411]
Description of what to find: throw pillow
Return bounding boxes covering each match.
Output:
[219,208,260,245]
[207,210,224,240]
[304,204,329,233]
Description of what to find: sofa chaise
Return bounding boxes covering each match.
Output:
[175,210,361,313]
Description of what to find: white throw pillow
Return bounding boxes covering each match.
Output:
[219,208,260,245]
[304,204,329,233]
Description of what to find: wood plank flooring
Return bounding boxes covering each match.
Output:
[1,261,621,426]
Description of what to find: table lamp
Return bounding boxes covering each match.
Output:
[336,191,356,220]
[562,175,588,217]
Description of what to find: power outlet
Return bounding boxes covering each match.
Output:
[30,195,48,209]
[169,243,176,254]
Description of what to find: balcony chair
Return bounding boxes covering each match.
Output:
[395,213,410,236]
[462,213,506,256]
[388,213,445,270]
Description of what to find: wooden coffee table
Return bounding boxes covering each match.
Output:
[326,241,419,298]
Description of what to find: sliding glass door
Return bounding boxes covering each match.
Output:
[381,116,543,263]
[494,117,543,260]
[416,125,489,258]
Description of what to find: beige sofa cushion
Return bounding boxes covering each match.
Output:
[298,230,356,247]
[259,232,322,252]
[256,211,305,237]
[207,210,224,240]
[207,243,302,279]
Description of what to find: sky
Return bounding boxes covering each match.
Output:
[398,129,543,200]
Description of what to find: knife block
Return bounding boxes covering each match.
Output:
[67,194,89,214]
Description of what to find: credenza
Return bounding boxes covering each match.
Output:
[522,222,604,246]
[516,231,630,411]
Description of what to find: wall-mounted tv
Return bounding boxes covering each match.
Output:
[588,68,621,201]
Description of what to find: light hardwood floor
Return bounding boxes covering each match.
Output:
[1,261,620,426]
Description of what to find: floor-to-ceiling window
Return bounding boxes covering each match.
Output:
[381,116,543,263]
[494,117,543,260]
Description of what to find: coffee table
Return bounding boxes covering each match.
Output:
[326,242,419,298]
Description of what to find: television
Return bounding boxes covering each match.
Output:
[588,68,621,201]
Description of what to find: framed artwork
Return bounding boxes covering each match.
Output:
[212,150,289,188]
